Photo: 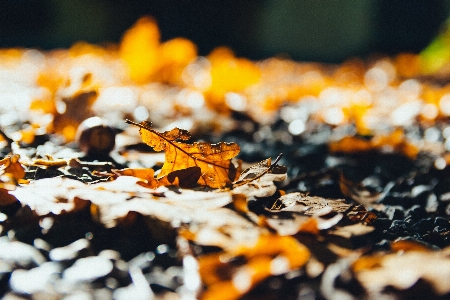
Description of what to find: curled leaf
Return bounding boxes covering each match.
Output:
[232,155,287,198]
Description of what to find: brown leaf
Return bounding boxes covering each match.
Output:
[270,192,348,215]
[328,223,375,239]
[232,156,287,198]
[127,120,240,188]
[233,155,286,186]
[269,192,376,224]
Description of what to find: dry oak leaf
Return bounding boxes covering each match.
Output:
[127,120,240,188]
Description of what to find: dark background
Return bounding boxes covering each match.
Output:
[0,0,449,62]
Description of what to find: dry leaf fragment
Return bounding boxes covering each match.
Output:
[269,192,376,224]
[270,192,348,215]
[232,155,287,198]
[233,154,286,186]
[0,155,26,182]
[127,120,240,188]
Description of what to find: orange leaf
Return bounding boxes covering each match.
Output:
[127,120,240,188]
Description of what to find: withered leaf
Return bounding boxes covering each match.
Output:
[232,155,287,198]
[127,120,240,188]
[269,192,376,224]
[270,192,349,215]
[233,154,286,185]
[328,128,419,159]
[328,223,375,239]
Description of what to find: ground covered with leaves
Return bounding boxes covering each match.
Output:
[1,17,450,300]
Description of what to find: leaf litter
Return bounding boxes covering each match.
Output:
[1,19,450,300]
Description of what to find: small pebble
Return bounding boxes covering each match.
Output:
[0,238,46,268]
[63,256,113,282]
[49,239,91,262]
[9,262,61,295]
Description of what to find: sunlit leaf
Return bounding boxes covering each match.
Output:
[127,120,240,188]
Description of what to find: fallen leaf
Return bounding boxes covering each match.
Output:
[127,120,240,188]
[269,192,376,224]
[232,156,287,198]
[270,192,348,215]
